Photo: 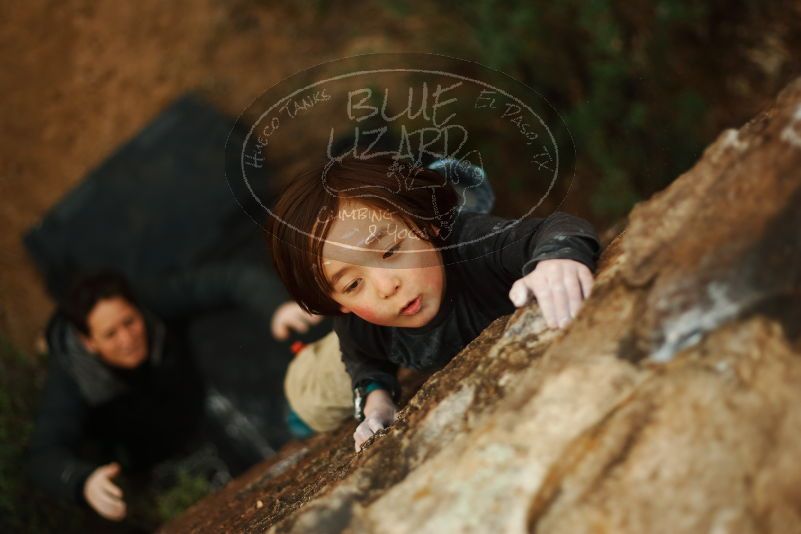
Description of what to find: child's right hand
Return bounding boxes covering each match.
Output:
[508,258,594,329]
[271,301,323,340]
[354,389,397,451]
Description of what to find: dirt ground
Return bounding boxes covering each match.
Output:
[0,0,422,351]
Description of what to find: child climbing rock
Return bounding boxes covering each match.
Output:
[269,155,600,450]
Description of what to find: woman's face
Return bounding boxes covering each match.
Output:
[321,200,445,328]
[81,297,148,368]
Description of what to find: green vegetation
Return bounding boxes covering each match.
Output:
[433,0,704,220]
[155,470,212,522]
[381,0,787,223]
[0,336,83,532]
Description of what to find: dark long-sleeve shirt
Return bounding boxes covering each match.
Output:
[333,211,601,396]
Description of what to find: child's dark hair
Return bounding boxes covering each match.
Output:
[61,271,140,335]
[269,155,458,315]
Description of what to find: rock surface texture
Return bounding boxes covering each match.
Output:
[165,78,801,533]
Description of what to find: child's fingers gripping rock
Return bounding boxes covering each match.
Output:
[354,418,382,451]
[509,259,595,329]
[508,278,533,307]
[354,389,397,451]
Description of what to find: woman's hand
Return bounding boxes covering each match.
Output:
[354,389,397,451]
[271,301,323,340]
[508,259,594,329]
[83,462,126,521]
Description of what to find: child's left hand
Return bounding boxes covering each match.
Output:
[508,259,594,329]
[271,301,324,340]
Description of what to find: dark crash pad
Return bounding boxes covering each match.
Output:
[24,94,331,472]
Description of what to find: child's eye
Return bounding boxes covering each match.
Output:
[344,278,361,294]
[383,242,401,259]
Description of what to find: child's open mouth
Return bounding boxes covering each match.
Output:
[400,296,422,316]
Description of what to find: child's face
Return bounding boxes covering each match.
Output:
[321,200,445,328]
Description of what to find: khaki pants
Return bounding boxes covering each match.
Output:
[283,331,354,432]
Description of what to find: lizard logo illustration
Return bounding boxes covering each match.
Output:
[319,149,490,243]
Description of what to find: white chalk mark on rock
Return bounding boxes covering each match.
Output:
[650,282,741,363]
[780,104,801,148]
[720,128,748,152]
[416,385,475,447]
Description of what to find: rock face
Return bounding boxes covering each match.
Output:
[164,78,801,533]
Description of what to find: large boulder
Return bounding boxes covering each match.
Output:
[164,77,801,533]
